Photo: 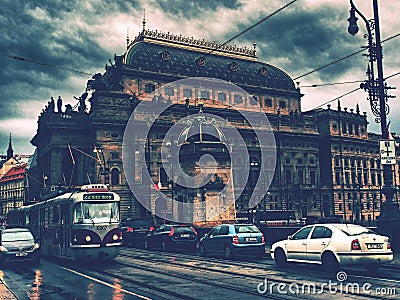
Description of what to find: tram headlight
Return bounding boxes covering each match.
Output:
[85,235,92,242]
[73,235,77,242]
[0,246,8,252]
[112,234,119,241]
[33,243,40,250]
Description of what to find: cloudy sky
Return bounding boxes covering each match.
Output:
[1,0,399,155]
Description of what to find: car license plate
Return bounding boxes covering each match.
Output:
[16,252,28,257]
[181,234,190,238]
[245,237,257,242]
[367,243,383,249]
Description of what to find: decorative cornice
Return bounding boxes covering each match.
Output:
[129,29,257,61]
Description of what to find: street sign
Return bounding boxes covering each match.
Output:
[379,140,396,165]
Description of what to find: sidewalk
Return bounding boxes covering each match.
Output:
[0,279,18,300]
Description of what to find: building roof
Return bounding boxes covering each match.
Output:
[0,163,27,183]
[124,29,296,92]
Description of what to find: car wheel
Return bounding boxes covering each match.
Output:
[274,248,287,267]
[322,252,339,273]
[224,246,234,259]
[199,243,207,257]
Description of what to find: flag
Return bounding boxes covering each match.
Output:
[154,182,162,190]
[387,123,399,147]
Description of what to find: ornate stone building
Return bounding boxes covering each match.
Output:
[28,24,400,225]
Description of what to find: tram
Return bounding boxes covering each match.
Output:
[7,184,122,260]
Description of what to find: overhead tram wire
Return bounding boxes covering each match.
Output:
[0,52,93,76]
[301,80,364,88]
[293,32,400,81]
[208,0,298,55]
[311,71,400,110]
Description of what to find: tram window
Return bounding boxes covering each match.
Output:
[73,202,119,224]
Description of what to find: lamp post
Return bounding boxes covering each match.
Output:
[348,0,400,246]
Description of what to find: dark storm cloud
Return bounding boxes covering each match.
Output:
[230,5,366,82]
[0,0,399,153]
[156,0,241,18]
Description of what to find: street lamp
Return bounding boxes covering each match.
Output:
[348,0,400,242]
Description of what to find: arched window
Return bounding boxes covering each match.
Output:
[111,168,120,185]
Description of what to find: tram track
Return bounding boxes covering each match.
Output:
[114,248,399,299]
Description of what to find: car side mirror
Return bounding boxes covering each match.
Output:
[203,233,208,238]
[287,235,292,240]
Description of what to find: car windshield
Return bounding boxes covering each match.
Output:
[234,225,260,234]
[174,227,194,233]
[334,224,376,236]
[2,231,34,242]
[74,202,119,224]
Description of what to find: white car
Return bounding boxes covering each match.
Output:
[271,224,393,272]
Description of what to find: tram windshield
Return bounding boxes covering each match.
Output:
[73,202,119,224]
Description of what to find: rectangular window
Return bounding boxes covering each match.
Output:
[345,172,350,186]
[348,124,353,135]
[234,94,243,104]
[183,88,192,98]
[218,92,226,102]
[310,170,316,185]
[264,98,272,107]
[279,100,286,109]
[200,90,210,99]
[371,173,376,185]
[342,122,347,134]
[145,83,155,93]
[165,87,174,96]
[335,172,341,185]
[160,168,168,186]
[298,170,304,185]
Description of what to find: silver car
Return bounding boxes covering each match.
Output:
[271,224,393,272]
[199,224,265,259]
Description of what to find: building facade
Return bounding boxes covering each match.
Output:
[28,25,400,225]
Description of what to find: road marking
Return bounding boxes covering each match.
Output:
[59,266,152,300]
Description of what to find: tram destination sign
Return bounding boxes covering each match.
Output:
[83,193,114,200]
[379,140,396,165]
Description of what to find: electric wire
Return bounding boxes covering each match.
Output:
[294,33,400,80]
[0,53,93,76]
[311,71,400,110]
[208,0,298,55]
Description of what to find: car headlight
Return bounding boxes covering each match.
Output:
[0,246,8,252]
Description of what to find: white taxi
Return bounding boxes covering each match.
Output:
[271,224,393,272]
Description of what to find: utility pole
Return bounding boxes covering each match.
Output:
[348,0,400,249]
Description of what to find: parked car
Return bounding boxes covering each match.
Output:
[199,224,265,259]
[121,218,155,247]
[0,228,40,265]
[271,224,393,272]
[144,224,198,252]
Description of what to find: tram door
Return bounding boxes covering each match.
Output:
[60,204,70,256]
